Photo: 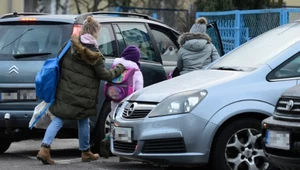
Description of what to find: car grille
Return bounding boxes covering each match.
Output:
[142,138,186,153]
[113,141,138,153]
[275,98,300,119]
[122,102,156,119]
[122,109,151,119]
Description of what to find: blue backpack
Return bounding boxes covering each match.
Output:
[29,39,72,129]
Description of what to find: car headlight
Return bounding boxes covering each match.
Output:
[148,90,207,118]
[112,102,125,120]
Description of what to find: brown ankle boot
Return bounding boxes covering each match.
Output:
[37,146,55,165]
[81,149,100,162]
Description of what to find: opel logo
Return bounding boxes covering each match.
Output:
[124,103,136,117]
[286,100,294,111]
[9,65,19,74]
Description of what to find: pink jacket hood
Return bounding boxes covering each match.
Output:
[113,58,139,70]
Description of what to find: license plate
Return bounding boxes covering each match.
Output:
[265,130,290,150]
[113,127,132,143]
[0,89,37,102]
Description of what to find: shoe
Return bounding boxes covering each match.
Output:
[36,147,55,165]
[81,149,100,162]
[99,139,110,159]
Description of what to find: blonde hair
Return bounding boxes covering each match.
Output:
[80,16,101,39]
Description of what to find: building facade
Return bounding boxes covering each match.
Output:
[284,0,300,7]
[0,0,24,15]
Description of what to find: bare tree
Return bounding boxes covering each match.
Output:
[73,0,109,13]
[35,0,51,13]
[56,0,69,14]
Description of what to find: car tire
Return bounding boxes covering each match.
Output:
[210,118,277,170]
[91,102,111,155]
[0,140,11,154]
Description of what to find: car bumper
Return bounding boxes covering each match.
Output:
[0,110,33,128]
[264,153,300,170]
[111,113,216,166]
[262,117,300,170]
[0,110,35,140]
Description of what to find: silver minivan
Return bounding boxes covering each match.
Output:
[111,20,300,170]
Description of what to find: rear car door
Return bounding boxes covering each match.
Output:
[112,22,167,87]
[148,24,180,77]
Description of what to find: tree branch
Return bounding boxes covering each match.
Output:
[92,0,102,11]
[98,4,110,11]
[74,0,82,14]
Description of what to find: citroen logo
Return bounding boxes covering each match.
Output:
[286,100,294,111]
[9,65,19,74]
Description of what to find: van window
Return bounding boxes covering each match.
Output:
[0,22,72,60]
[97,24,117,57]
[151,29,178,62]
[115,23,156,62]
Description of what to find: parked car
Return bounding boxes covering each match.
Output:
[111,20,300,170]
[0,12,224,154]
[262,84,300,170]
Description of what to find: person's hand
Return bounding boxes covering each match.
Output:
[115,63,125,72]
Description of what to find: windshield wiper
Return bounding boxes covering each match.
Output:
[13,53,52,59]
[1,28,34,50]
[215,66,244,71]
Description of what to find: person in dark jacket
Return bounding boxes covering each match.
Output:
[177,17,220,75]
[36,16,125,165]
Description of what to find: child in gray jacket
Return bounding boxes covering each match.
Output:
[177,17,220,75]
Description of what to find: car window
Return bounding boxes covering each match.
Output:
[97,24,116,57]
[151,29,178,62]
[268,52,300,80]
[0,23,72,60]
[115,23,156,62]
[210,22,300,70]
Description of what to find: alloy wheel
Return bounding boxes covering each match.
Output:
[225,128,269,170]
[104,112,112,134]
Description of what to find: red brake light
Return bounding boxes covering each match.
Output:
[72,24,82,36]
[19,18,37,21]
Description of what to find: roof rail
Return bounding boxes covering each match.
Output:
[0,12,48,19]
[75,11,162,24]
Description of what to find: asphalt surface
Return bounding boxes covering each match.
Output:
[0,139,159,170]
[0,139,209,170]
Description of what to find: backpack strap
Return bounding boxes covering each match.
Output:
[57,39,72,60]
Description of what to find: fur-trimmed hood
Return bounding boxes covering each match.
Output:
[178,32,212,52]
[71,35,103,65]
[178,32,211,46]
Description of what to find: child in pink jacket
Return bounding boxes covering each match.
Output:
[110,45,144,111]
[100,45,144,158]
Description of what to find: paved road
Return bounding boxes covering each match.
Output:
[0,139,159,170]
[0,139,209,170]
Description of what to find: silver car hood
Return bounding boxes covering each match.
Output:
[129,69,248,102]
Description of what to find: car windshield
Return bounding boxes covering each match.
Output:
[210,22,300,71]
[0,22,72,60]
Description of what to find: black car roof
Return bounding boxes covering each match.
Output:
[0,13,179,34]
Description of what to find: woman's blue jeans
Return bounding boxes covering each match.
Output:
[42,117,90,151]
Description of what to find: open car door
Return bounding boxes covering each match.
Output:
[207,21,225,56]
